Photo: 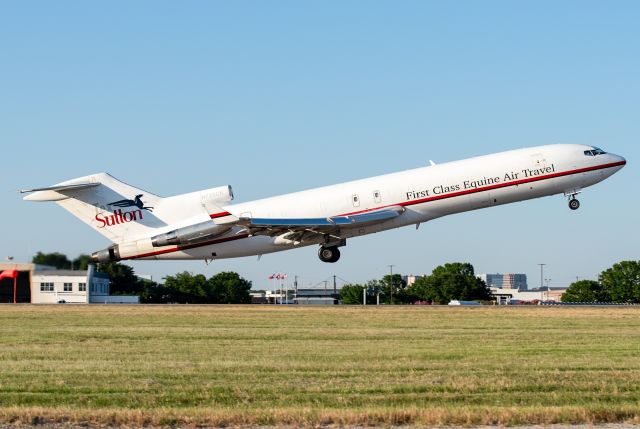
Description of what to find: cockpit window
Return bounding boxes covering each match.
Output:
[584,147,607,156]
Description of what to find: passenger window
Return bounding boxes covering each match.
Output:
[352,194,360,207]
[373,190,381,203]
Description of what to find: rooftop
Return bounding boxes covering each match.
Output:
[33,270,109,279]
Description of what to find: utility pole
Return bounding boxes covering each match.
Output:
[388,264,395,305]
[294,275,298,304]
[538,263,546,302]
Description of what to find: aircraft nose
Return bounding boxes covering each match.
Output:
[609,153,626,173]
[612,153,626,166]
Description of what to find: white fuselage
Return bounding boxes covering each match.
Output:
[129,144,625,261]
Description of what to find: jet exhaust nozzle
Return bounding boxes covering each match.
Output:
[91,245,121,263]
[151,221,231,247]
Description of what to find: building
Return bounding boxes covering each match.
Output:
[478,273,528,291]
[249,291,268,304]
[293,288,340,305]
[0,262,43,303]
[259,287,341,305]
[403,274,424,287]
[0,263,139,304]
[491,287,567,305]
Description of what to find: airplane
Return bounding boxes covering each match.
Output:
[21,144,625,264]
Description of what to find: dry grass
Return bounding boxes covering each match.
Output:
[0,305,639,426]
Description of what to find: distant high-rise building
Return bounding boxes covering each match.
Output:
[477,273,527,291]
[403,274,420,287]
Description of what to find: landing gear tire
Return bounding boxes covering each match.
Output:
[318,246,340,263]
[569,198,580,210]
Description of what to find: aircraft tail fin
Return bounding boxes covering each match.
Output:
[22,173,165,243]
[22,173,236,244]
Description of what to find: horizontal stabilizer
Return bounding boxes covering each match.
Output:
[21,183,100,199]
[21,183,101,202]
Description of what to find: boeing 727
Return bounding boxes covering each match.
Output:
[21,144,626,263]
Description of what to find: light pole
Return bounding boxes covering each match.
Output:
[538,263,546,302]
[388,265,395,305]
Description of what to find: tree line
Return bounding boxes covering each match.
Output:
[340,262,492,305]
[31,252,640,304]
[561,261,640,303]
[31,252,252,304]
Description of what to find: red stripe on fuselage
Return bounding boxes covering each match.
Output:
[124,233,250,260]
[339,160,626,216]
[128,160,624,260]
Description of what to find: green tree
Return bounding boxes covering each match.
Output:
[340,283,378,305]
[72,254,92,271]
[380,274,409,304]
[207,271,252,304]
[600,260,640,303]
[32,252,71,269]
[561,280,610,302]
[407,262,491,304]
[139,279,164,303]
[97,262,144,295]
[340,284,365,304]
[162,272,209,303]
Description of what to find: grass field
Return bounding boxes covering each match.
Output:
[0,305,639,427]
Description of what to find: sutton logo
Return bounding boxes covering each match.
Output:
[95,194,153,228]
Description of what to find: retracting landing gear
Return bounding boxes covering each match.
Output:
[318,246,340,263]
[564,189,582,211]
[568,195,580,210]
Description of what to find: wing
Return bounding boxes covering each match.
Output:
[236,206,405,243]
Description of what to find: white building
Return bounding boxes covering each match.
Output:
[490,287,566,305]
[294,288,340,305]
[1,263,139,304]
[32,266,107,303]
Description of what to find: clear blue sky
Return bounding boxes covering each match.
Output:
[1,1,638,290]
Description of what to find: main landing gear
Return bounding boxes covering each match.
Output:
[568,195,580,210]
[318,246,340,263]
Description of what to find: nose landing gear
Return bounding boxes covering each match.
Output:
[318,246,340,263]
